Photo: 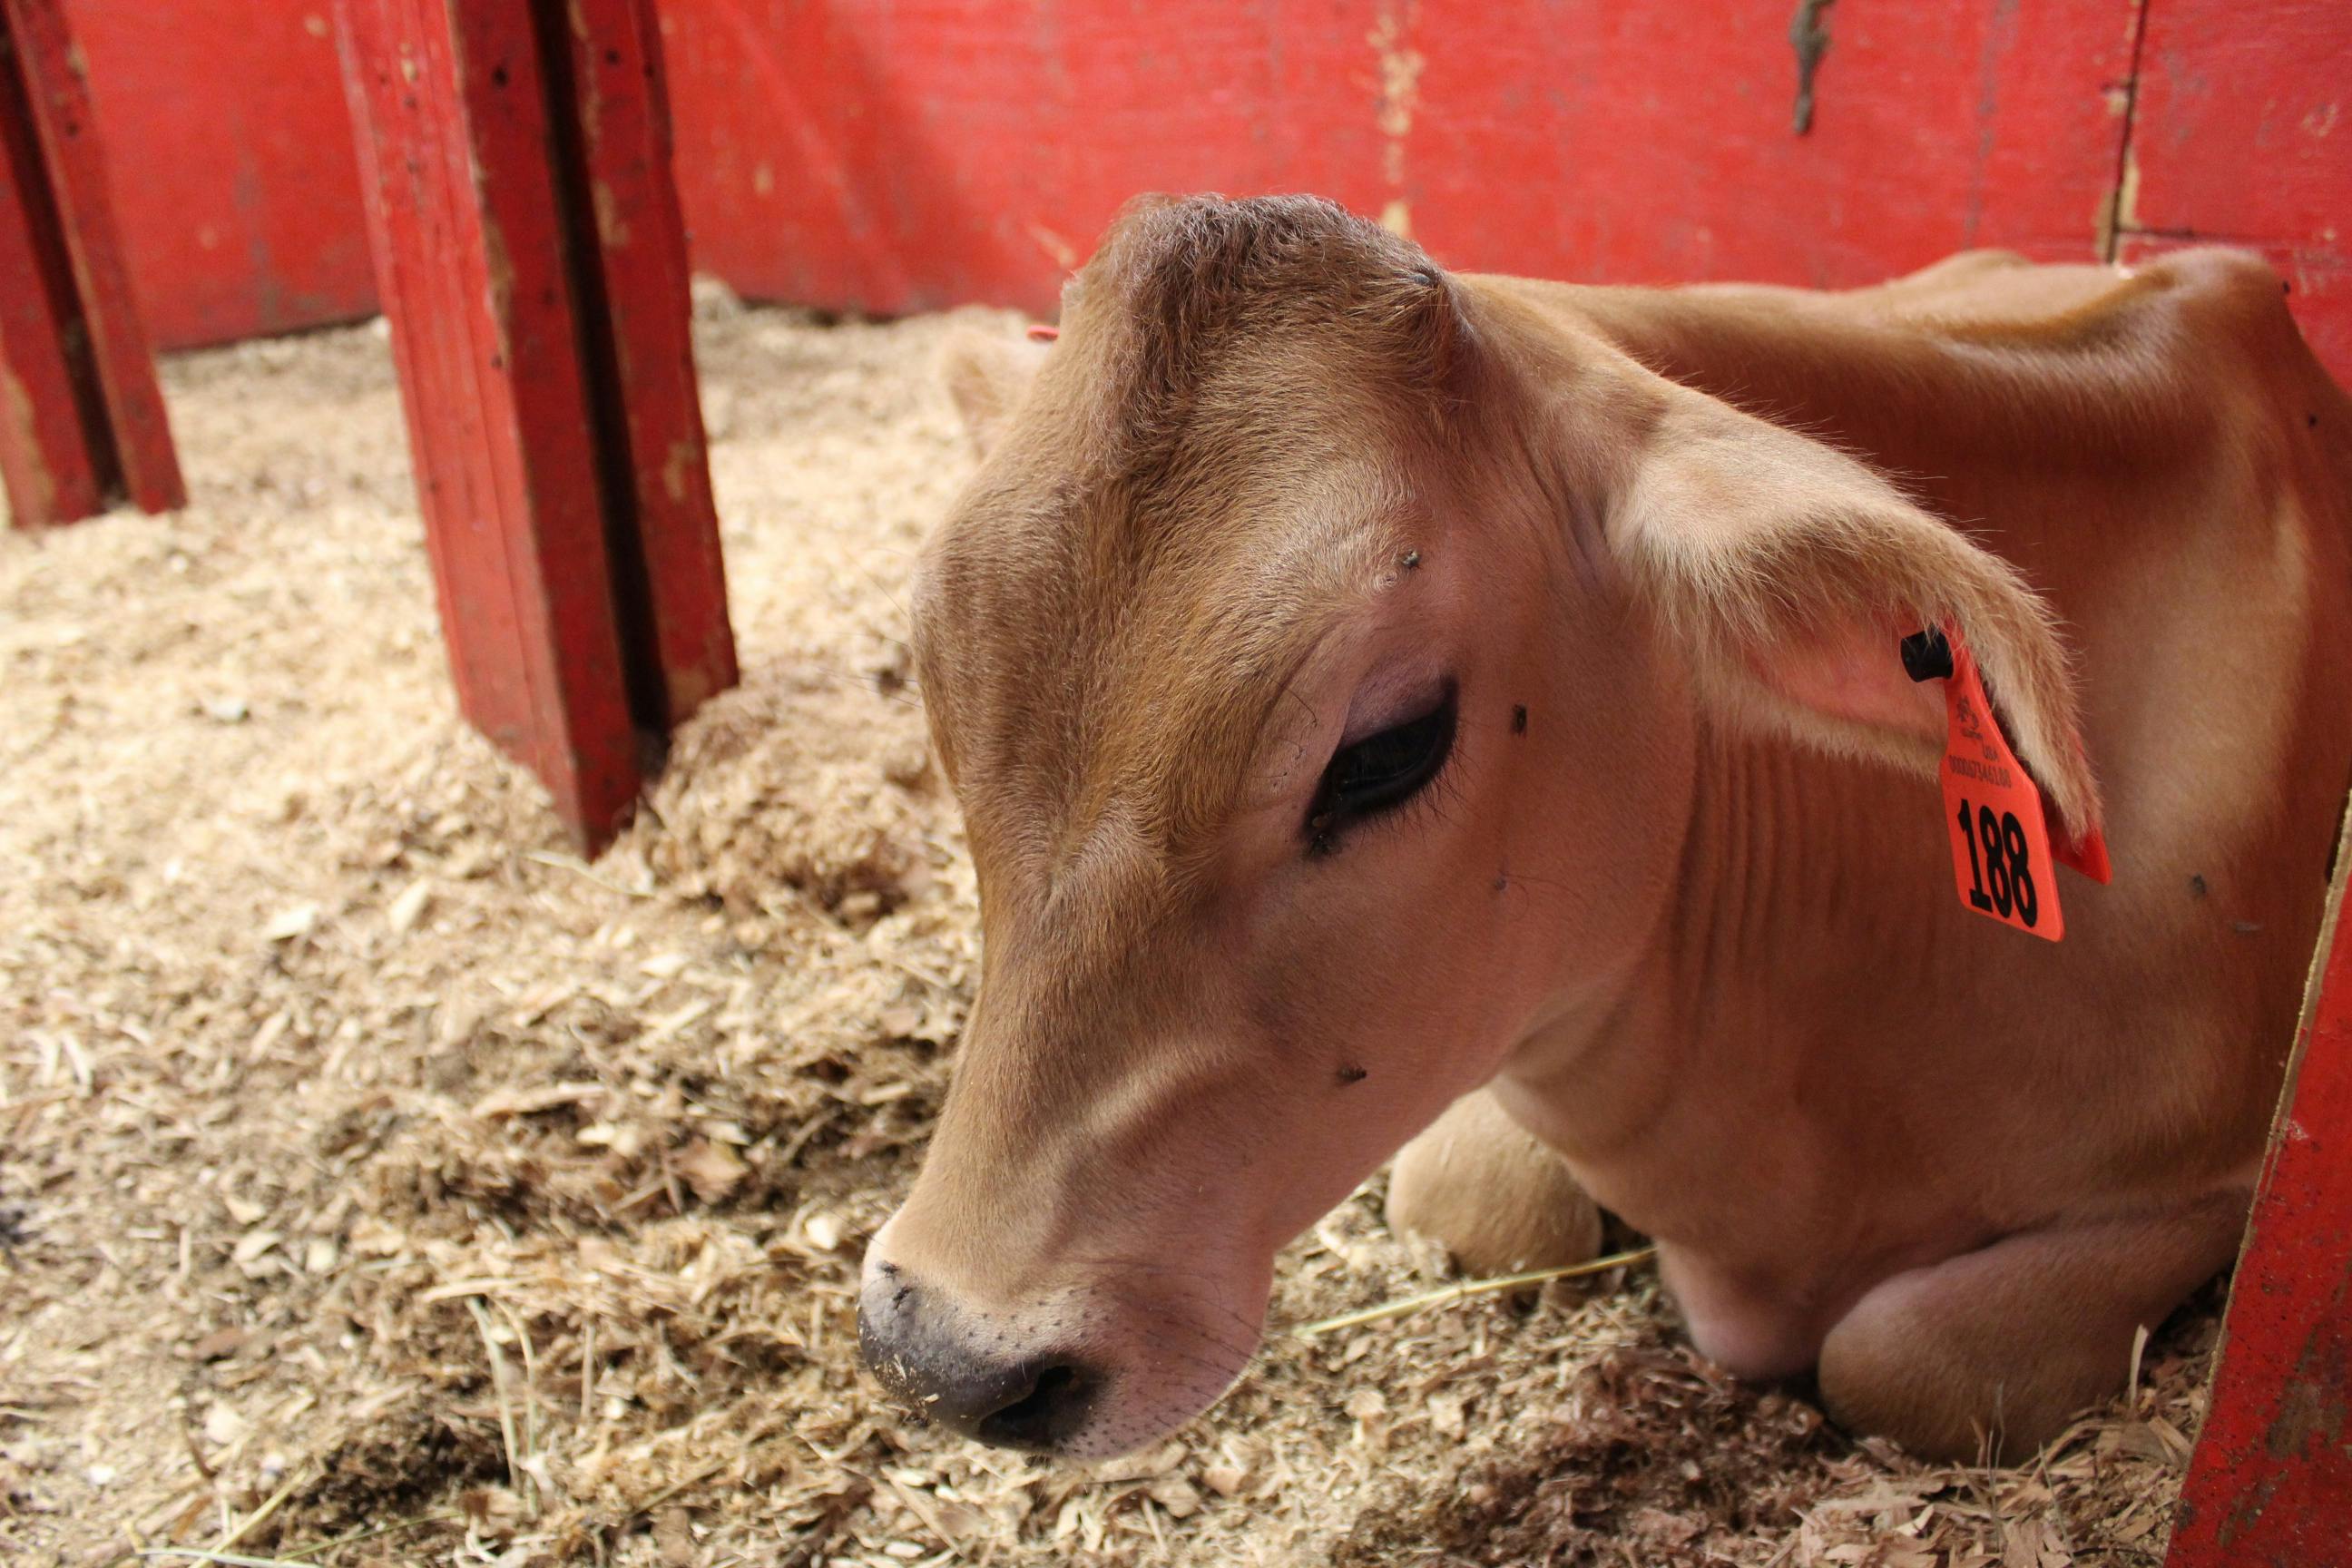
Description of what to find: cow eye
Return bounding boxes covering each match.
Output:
[1307,686,1457,851]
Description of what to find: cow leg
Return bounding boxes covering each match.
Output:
[1816,1192,2248,1463]
[1384,1088,1603,1275]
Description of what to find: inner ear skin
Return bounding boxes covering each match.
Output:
[1756,615,1948,740]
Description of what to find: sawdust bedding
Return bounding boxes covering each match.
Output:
[0,288,2211,1567]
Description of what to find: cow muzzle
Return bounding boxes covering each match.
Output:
[856,1254,1106,1452]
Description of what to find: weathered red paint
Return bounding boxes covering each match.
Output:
[557,0,737,731]
[44,2,2352,1530]
[0,0,180,526]
[2137,14,2352,1544]
[654,0,2139,309]
[0,12,99,525]
[72,1,2352,386]
[2166,808,2352,1567]
[2118,0,2352,393]
[65,0,374,351]
[334,0,731,851]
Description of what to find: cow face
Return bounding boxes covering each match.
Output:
[857,196,2097,1456]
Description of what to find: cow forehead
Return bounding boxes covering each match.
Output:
[915,193,1474,867]
[916,453,1411,870]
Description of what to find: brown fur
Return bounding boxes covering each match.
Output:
[861,195,2352,1465]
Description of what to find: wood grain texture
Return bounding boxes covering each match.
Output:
[334,0,733,850]
[560,0,739,732]
[0,3,103,524]
[654,0,2140,309]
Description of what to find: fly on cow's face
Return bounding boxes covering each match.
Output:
[1304,682,1459,855]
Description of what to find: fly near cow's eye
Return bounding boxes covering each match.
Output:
[1306,685,1458,853]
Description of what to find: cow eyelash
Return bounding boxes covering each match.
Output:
[1304,685,1459,856]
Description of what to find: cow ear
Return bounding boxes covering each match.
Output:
[941,328,1050,456]
[1609,386,2102,844]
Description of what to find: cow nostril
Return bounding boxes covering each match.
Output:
[975,1361,1097,1450]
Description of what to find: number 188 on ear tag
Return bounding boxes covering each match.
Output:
[1938,629,2082,941]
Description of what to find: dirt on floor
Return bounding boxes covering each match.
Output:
[1,292,2213,1567]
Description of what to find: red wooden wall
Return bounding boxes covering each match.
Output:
[68,1,373,348]
[70,0,2352,382]
[660,1,2136,307]
[2118,0,2352,376]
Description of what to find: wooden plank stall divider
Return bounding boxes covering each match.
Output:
[0,0,181,527]
[551,0,736,730]
[2166,795,2352,1565]
[333,0,734,852]
[0,8,100,526]
[2127,7,2352,1549]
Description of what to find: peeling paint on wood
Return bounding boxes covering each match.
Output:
[1788,0,1835,134]
[64,0,372,351]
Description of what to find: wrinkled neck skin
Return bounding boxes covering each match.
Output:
[1489,720,1883,1224]
[1459,279,1936,1369]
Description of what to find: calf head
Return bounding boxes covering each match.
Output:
[858,196,2098,1455]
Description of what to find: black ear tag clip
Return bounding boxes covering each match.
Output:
[1900,626,1955,684]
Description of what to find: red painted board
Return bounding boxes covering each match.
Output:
[2124,0,2348,243]
[2120,0,2352,385]
[0,0,180,521]
[2167,806,2352,1567]
[64,0,374,351]
[59,0,2349,376]
[556,0,737,732]
[0,5,103,524]
[335,0,641,849]
[59,0,2153,348]
[1406,0,2142,284]
[655,0,2141,319]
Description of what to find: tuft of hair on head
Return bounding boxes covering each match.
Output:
[1085,193,1467,424]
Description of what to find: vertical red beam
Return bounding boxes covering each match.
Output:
[553,0,737,727]
[0,0,181,528]
[333,0,733,851]
[2168,805,2352,1565]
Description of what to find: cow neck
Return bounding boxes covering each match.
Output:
[1498,713,1946,1176]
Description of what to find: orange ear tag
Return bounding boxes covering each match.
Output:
[1926,625,2110,942]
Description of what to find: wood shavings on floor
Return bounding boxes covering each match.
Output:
[0,291,2213,1567]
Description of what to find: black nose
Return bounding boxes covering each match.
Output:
[858,1266,1102,1451]
[968,1358,1097,1449]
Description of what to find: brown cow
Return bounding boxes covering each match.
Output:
[858,194,2352,1464]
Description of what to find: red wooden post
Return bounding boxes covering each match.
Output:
[333,0,735,852]
[556,0,737,727]
[0,0,182,527]
[2167,803,2352,1566]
